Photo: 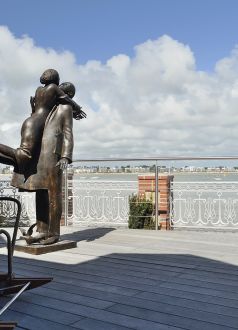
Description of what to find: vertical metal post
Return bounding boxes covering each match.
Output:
[0,229,12,279]
[169,178,173,229]
[64,168,68,226]
[155,162,159,230]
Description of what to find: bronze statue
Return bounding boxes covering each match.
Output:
[0,69,86,245]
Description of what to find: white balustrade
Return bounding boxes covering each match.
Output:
[170,181,238,228]
[67,180,137,226]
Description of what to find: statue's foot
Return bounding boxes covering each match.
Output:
[19,223,37,237]
[23,233,47,245]
[40,236,59,245]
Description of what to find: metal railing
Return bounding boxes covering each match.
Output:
[0,181,32,227]
[64,169,138,228]
[1,155,238,230]
[170,181,238,228]
[67,156,238,230]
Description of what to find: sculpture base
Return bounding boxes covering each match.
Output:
[14,240,77,255]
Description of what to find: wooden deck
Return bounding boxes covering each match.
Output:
[1,227,238,329]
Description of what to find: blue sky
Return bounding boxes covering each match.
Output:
[1,1,238,158]
[1,0,238,71]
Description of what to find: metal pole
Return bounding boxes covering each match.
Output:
[64,168,68,226]
[0,229,12,279]
[73,155,238,163]
[155,162,159,230]
[0,282,30,316]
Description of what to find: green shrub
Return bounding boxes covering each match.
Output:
[128,194,155,229]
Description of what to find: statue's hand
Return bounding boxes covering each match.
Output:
[56,157,69,170]
[73,104,87,120]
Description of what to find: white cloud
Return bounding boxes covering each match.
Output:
[0,27,238,162]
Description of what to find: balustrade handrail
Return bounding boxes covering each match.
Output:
[72,155,238,162]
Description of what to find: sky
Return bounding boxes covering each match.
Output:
[1,0,238,161]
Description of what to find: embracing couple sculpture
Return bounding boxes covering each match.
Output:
[0,69,86,245]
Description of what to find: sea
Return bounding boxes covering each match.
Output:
[1,171,237,182]
[72,172,238,182]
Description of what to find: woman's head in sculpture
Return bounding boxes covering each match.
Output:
[59,82,76,99]
[40,69,60,85]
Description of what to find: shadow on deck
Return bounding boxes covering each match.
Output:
[1,239,238,330]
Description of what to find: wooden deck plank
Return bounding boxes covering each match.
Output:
[29,286,115,309]
[1,228,238,329]
[72,317,133,330]
[6,259,238,303]
[1,309,77,330]
[8,245,238,278]
[135,290,238,315]
[24,284,238,326]
[0,297,82,325]
[2,259,238,302]
[4,249,238,287]
[107,303,237,330]
[35,279,238,312]
[159,281,238,300]
[15,293,181,329]
[4,292,181,330]
[136,286,238,309]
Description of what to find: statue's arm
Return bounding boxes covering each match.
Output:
[56,107,74,170]
[53,84,86,120]
[30,86,42,114]
[58,94,86,120]
[30,96,35,114]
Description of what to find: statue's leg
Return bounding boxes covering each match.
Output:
[15,148,32,173]
[35,189,49,235]
[0,144,16,166]
[38,184,62,245]
[22,190,49,244]
[37,187,63,245]
[0,144,32,174]
[47,187,62,242]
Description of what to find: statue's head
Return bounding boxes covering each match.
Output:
[40,69,60,85]
[59,82,76,98]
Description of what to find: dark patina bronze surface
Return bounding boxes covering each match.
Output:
[0,70,86,245]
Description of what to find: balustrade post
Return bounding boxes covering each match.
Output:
[64,168,68,226]
[155,163,159,230]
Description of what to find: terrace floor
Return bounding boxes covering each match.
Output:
[1,227,238,329]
